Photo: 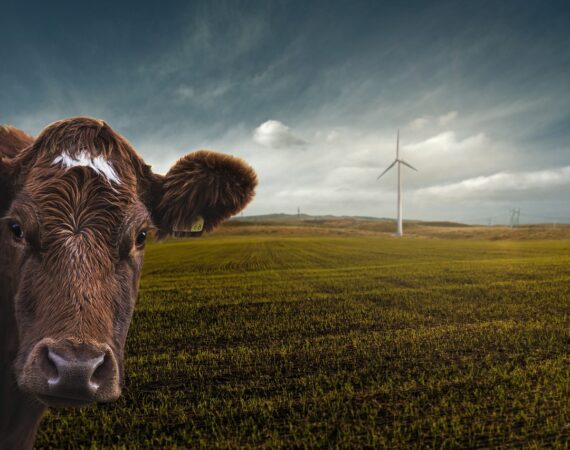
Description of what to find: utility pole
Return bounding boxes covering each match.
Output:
[510,208,521,228]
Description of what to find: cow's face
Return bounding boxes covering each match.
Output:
[0,118,256,407]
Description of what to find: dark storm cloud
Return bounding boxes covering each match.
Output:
[1,0,569,222]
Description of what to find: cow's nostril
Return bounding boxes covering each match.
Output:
[91,351,114,389]
[40,346,59,383]
[44,347,107,393]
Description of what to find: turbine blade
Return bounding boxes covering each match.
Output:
[399,159,418,171]
[377,160,397,179]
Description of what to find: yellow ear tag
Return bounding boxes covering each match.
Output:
[190,215,205,233]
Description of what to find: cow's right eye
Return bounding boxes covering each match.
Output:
[135,230,147,248]
[9,222,24,241]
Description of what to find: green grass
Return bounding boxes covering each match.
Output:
[35,236,570,448]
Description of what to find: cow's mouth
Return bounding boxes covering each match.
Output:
[36,394,95,408]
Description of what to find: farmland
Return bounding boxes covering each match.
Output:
[35,224,570,448]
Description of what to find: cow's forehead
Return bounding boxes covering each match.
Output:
[52,149,122,186]
[29,144,140,188]
[18,117,147,190]
[16,163,138,239]
[10,118,152,235]
[25,149,138,201]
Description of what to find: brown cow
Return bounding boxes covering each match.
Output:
[0,117,257,449]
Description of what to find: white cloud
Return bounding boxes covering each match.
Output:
[407,111,458,130]
[417,166,570,199]
[174,83,233,106]
[398,131,512,188]
[176,85,195,99]
[408,117,430,130]
[314,129,342,143]
[438,110,458,125]
[325,130,340,142]
[253,120,307,149]
[405,131,487,155]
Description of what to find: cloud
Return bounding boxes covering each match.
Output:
[408,117,430,130]
[407,111,458,130]
[405,131,487,155]
[174,83,233,108]
[253,120,307,149]
[325,130,340,142]
[417,166,570,199]
[438,111,458,125]
[399,131,514,187]
[176,85,195,99]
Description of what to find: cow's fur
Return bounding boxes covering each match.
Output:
[0,117,257,449]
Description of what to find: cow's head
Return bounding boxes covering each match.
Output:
[0,117,256,407]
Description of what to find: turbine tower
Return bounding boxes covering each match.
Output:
[377,129,418,237]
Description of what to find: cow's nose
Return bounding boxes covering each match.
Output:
[21,338,121,406]
[44,348,107,395]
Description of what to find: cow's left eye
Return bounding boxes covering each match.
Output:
[9,222,24,241]
[135,230,147,248]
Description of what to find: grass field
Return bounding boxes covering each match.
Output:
[35,230,570,448]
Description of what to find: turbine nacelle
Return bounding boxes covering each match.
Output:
[377,158,417,180]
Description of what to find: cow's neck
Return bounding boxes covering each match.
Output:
[0,238,45,450]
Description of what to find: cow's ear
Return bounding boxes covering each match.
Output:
[0,157,17,216]
[149,150,257,237]
[0,126,33,215]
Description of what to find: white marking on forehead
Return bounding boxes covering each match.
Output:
[52,150,121,185]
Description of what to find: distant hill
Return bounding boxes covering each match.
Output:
[233,213,388,221]
[232,213,468,228]
[219,213,570,240]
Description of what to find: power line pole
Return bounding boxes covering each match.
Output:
[510,208,521,227]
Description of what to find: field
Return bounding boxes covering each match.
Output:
[36,223,570,448]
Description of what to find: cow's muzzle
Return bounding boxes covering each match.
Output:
[19,337,121,407]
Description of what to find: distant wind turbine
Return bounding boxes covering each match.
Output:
[377,129,418,237]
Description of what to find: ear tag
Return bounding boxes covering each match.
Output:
[190,215,205,233]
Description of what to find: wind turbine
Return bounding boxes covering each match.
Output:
[377,129,418,237]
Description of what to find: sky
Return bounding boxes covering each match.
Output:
[1,0,569,224]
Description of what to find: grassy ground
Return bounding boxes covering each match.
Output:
[35,234,570,448]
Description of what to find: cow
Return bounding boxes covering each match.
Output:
[0,117,257,449]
